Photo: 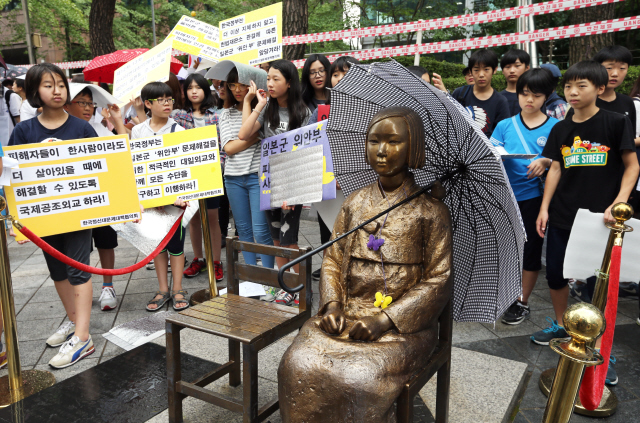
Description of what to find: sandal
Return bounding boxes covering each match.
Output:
[171,289,190,311]
[146,291,170,312]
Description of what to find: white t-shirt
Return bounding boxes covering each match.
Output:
[20,100,39,122]
[90,120,114,137]
[131,117,185,139]
[0,87,21,146]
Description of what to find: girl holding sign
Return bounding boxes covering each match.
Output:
[218,64,275,269]
[238,59,311,306]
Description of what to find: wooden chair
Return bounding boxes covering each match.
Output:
[166,237,312,423]
[396,299,452,423]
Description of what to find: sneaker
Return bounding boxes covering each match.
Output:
[312,269,321,280]
[184,258,206,278]
[530,317,569,346]
[99,286,118,311]
[501,300,530,325]
[214,261,224,281]
[274,289,294,306]
[49,335,95,369]
[260,285,276,302]
[46,321,76,347]
[570,282,591,303]
[293,293,300,307]
[619,282,639,298]
[605,355,618,386]
[146,261,155,270]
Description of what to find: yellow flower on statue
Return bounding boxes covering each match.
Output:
[374,291,392,309]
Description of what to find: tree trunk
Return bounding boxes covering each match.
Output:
[569,4,615,64]
[89,0,117,57]
[283,0,308,60]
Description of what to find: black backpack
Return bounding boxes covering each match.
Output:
[3,87,18,126]
[453,85,472,108]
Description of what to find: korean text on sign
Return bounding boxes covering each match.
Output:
[3,135,141,240]
[131,125,224,208]
[218,2,283,65]
[166,15,220,63]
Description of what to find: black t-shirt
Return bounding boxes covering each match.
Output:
[451,85,510,138]
[542,109,635,229]
[500,90,521,116]
[8,114,97,146]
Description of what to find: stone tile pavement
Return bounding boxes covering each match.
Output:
[2,216,640,422]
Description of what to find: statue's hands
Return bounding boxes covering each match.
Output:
[349,313,394,342]
[319,302,346,335]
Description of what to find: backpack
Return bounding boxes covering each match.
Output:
[454,85,472,108]
[3,87,19,126]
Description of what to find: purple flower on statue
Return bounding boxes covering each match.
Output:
[367,234,385,251]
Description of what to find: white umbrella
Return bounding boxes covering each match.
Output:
[68,83,123,107]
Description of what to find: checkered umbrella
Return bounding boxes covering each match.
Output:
[327,60,525,323]
[83,49,184,83]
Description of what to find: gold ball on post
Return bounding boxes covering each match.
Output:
[562,303,605,344]
[0,196,6,213]
[611,202,633,223]
[191,11,197,17]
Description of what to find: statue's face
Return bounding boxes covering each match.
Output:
[366,117,410,178]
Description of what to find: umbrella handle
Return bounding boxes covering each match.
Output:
[277,179,448,293]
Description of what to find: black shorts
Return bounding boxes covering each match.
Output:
[205,196,220,209]
[91,225,118,250]
[161,223,186,256]
[265,205,302,246]
[42,229,92,286]
[518,196,544,272]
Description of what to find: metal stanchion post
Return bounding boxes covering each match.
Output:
[0,196,55,407]
[542,303,605,423]
[539,203,632,416]
[190,199,218,305]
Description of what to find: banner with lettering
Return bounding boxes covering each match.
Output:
[3,135,141,240]
[166,16,220,63]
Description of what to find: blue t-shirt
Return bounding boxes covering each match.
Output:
[9,115,97,146]
[0,143,3,157]
[490,114,559,202]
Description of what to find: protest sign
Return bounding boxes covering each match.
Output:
[131,125,224,208]
[218,2,283,65]
[317,105,330,122]
[3,135,141,240]
[112,38,173,103]
[166,16,220,63]
[260,120,336,211]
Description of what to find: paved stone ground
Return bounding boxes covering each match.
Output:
[2,216,640,422]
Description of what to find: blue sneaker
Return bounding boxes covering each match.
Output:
[531,317,570,346]
[605,355,618,386]
[570,282,591,303]
[619,282,639,298]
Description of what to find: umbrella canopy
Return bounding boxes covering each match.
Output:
[0,63,29,83]
[69,83,124,107]
[327,60,525,323]
[205,60,267,91]
[83,49,184,83]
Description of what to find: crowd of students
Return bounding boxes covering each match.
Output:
[0,46,639,377]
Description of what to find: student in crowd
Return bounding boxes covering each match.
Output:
[217,64,275,269]
[212,79,231,247]
[569,47,639,304]
[173,73,224,282]
[11,78,37,123]
[448,49,510,139]
[462,67,474,85]
[539,63,570,120]
[490,68,559,325]
[9,64,98,369]
[407,65,430,83]
[500,49,531,116]
[166,73,185,111]
[301,54,331,112]
[260,61,274,74]
[63,83,127,311]
[238,59,311,305]
[532,61,639,385]
[1,79,21,146]
[131,82,192,312]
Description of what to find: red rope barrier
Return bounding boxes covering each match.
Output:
[578,244,622,410]
[15,212,184,276]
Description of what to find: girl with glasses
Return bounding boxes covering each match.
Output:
[301,54,331,113]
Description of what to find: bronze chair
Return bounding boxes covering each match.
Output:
[166,237,312,423]
[396,299,452,423]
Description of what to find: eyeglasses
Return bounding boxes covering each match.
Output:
[72,100,97,108]
[227,83,249,91]
[147,98,175,105]
[310,69,326,77]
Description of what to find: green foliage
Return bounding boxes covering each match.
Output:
[360,56,466,79]
[307,0,351,54]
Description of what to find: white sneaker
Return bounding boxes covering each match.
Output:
[146,261,155,270]
[99,287,118,311]
[46,321,76,347]
[49,335,95,369]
